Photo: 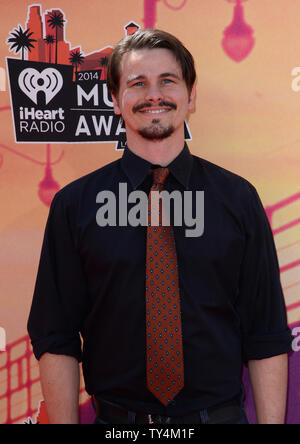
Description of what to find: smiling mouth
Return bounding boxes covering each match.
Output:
[140,109,170,114]
[133,101,177,114]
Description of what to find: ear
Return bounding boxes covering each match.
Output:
[112,93,121,115]
[188,84,196,112]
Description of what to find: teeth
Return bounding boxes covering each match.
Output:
[144,109,166,114]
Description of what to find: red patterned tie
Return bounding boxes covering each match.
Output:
[146,167,184,406]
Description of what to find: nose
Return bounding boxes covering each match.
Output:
[144,83,164,103]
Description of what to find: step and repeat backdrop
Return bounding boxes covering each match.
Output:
[0,0,299,424]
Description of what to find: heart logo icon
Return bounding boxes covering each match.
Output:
[18,68,63,105]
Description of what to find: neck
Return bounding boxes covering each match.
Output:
[125,128,185,167]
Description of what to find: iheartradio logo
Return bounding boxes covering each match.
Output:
[18,67,63,105]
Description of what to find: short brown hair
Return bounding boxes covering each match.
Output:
[107,29,196,96]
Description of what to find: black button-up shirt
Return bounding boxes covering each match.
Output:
[27,144,292,416]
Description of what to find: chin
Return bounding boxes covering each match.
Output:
[138,124,175,141]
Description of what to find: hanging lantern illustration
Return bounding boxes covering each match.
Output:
[38,144,60,207]
[0,136,63,208]
[143,0,160,28]
[143,0,187,29]
[38,164,60,207]
[222,0,255,62]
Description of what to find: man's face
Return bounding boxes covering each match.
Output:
[112,48,195,142]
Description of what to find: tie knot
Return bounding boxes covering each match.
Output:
[152,168,169,186]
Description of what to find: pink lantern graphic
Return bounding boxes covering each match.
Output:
[0,141,62,208]
[38,144,61,207]
[143,0,187,29]
[0,107,63,208]
[222,0,255,62]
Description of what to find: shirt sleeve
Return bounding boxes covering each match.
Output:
[236,183,293,363]
[27,191,89,362]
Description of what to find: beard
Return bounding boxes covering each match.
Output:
[138,120,175,140]
[133,100,177,141]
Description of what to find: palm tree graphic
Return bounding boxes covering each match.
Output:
[44,35,56,64]
[7,26,37,61]
[99,56,109,80]
[47,11,65,64]
[69,50,85,80]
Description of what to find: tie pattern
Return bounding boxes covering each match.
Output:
[145,168,184,406]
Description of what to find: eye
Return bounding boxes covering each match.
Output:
[161,78,174,85]
[132,81,145,87]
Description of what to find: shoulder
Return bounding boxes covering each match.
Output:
[192,155,256,199]
[191,155,265,231]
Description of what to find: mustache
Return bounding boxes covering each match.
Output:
[133,101,177,113]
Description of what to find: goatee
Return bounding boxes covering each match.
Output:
[138,121,175,140]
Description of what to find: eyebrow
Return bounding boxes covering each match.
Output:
[159,72,181,80]
[126,72,181,85]
[126,75,145,85]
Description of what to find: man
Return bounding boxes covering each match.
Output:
[28,29,292,424]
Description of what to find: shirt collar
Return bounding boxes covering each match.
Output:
[121,143,193,190]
